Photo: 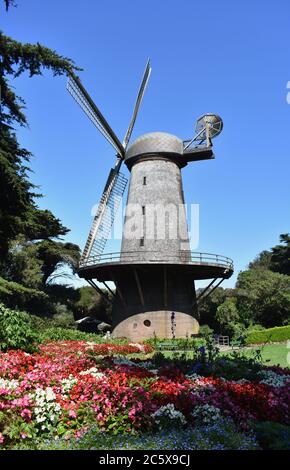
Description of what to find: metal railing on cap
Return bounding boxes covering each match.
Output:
[79,251,233,271]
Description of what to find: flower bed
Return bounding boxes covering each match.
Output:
[0,340,289,449]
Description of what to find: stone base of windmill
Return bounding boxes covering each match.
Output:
[111,311,199,341]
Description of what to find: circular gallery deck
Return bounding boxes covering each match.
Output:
[78,251,234,282]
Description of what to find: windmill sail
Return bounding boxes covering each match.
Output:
[80,168,128,264]
[67,73,125,157]
[67,61,151,264]
[122,59,151,149]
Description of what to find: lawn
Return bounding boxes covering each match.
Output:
[162,342,290,368]
[223,342,290,368]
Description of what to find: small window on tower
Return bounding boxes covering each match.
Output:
[140,237,144,247]
[142,206,145,215]
[143,176,147,185]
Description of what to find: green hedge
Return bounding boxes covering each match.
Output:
[39,327,104,343]
[245,325,290,345]
[38,327,130,345]
[144,337,205,350]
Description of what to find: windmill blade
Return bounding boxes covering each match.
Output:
[67,73,125,157]
[122,59,151,149]
[80,167,128,263]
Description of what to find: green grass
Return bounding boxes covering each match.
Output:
[159,343,290,368]
[223,342,290,368]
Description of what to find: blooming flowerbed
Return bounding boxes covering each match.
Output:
[0,340,289,449]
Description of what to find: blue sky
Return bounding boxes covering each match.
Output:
[2,0,290,288]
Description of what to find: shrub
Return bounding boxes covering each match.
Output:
[30,313,76,332]
[38,327,132,344]
[246,324,265,333]
[50,309,76,329]
[199,325,214,337]
[253,421,290,450]
[145,337,205,350]
[29,315,52,332]
[245,325,290,345]
[38,327,103,343]
[0,303,39,352]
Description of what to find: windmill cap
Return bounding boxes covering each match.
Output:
[125,132,183,161]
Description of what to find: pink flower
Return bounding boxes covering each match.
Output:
[69,410,77,419]
[20,408,32,420]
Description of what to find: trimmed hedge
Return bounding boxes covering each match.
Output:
[144,337,205,350]
[245,325,290,345]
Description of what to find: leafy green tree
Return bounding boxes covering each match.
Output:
[197,287,237,330]
[270,234,290,276]
[216,299,244,338]
[74,286,112,323]
[248,234,290,276]
[236,269,290,327]
[5,238,80,289]
[34,240,80,286]
[248,250,272,270]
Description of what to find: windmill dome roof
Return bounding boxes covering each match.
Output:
[125,132,183,160]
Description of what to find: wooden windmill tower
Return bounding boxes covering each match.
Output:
[67,61,233,340]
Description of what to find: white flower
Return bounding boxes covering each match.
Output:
[36,416,46,423]
[0,378,19,390]
[192,404,222,424]
[258,370,290,388]
[79,367,106,380]
[61,375,78,393]
[45,387,56,401]
[152,404,186,427]
[32,386,61,432]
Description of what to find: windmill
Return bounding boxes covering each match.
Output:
[67,61,234,341]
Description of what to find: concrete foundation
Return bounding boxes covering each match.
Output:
[112,310,199,341]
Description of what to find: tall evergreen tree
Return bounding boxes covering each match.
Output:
[0,1,81,282]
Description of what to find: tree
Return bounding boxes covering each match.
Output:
[248,250,272,270]
[5,238,80,289]
[3,1,16,11]
[198,287,236,330]
[270,234,290,276]
[0,3,82,313]
[0,127,69,262]
[74,286,113,323]
[35,240,80,285]
[248,234,290,276]
[0,32,79,126]
[216,299,243,338]
[0,28,81,263]
[236,269,290,327]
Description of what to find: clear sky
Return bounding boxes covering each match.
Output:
[2,0,290,288]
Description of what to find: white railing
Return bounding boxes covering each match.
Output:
[79,251,234,271]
